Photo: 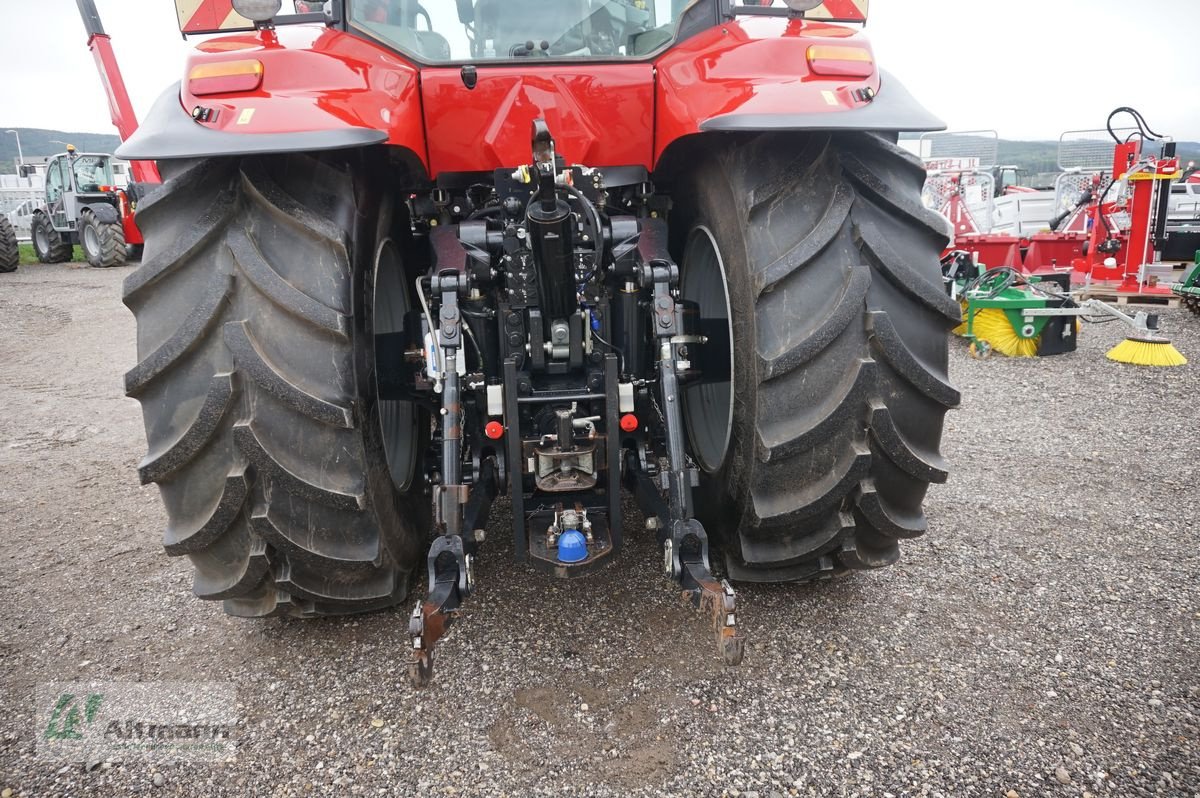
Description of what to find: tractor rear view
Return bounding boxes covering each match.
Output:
[121,0,959,684]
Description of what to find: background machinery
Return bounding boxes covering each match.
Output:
[918,130,1056,241]
[28,146,142,268]
[0,215,17,273]
[931,111,1194,299]
[26,0,165,269]
[118,0,960,685]
[943,254,1186,366]
[1172,259,1200,315]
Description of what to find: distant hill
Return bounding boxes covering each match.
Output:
[0,128,122,174]
[900,133,1200,174]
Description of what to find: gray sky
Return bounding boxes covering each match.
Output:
[1,0,1197,141]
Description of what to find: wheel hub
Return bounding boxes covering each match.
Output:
[680,226,735,474]
[83,223,100,259]
[373,237,419,491]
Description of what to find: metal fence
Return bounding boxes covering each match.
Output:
[1057,128,1137,171]
[3,194,41,240]
[922,172,995,233]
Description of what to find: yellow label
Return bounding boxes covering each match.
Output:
[236,108,256,126]
[1128,170,1183,181]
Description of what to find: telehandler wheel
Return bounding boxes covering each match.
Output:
[80,207,127,268]
[677,131,961,581]
[124,153,428,617]
[0,216,18,273]
[31,212,71,263]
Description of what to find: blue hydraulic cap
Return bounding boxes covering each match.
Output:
[557,529,588,563]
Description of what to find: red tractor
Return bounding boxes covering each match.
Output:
[121,0,960,684]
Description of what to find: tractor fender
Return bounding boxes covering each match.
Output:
[117,82,387,162]
[698,71,944,134]
[653,19,943,164]
[117,27,428,171]
[79,202,120,226]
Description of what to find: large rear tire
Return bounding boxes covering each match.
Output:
[80,207,127,268]
[0,216,17,273]
[676,131,961,581]
[124,152,428,617]
[31,212,71,263]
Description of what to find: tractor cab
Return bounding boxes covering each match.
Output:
[348,0,670,61]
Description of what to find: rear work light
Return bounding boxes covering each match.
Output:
[188,59,264,96]
[806,45,874,78]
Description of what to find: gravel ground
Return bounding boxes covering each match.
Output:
[1,262,1198,798]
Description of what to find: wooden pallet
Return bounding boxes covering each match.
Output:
[1079,289,1181,308]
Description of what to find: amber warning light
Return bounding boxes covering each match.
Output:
[806,45,874,78]
[188,59,264,96]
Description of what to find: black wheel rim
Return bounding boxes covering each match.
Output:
[680,226,735,473]
[374,237,419,491]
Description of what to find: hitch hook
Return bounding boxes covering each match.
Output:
[409,533,472,687]
[671,519,745,666]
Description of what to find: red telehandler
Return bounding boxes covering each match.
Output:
[53,0,162,267]
[116,0,960,685]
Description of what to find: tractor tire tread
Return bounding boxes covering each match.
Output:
[681,131,958,581]
[80,207,128,268]
[125,154,421,618]
[32,212,71,263]
[0,217,18,272]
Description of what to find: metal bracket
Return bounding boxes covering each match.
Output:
[627,252,747,667]
[409,535,472,687]
[672,519,745,666]
[411,273,473,688]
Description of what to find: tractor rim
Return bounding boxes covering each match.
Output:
[374,237,419,491]
[83,222,100,260]
[34,221,48,254]
[680,225,734,474]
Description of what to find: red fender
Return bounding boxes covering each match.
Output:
[653,17,939,164]
[120,26,428,172]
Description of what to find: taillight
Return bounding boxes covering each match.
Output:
[188,59,264,96]
[806,45,874,79]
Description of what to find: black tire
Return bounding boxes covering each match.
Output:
[31,212,71,263]
[80,207,128,268]
[675,131,961,582]
[0,216,17,273]
[123,153,427,617]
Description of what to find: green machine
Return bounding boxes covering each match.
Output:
[942,257,1079,359]
[941,255,1187,366]
[1171,256,1200,316]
